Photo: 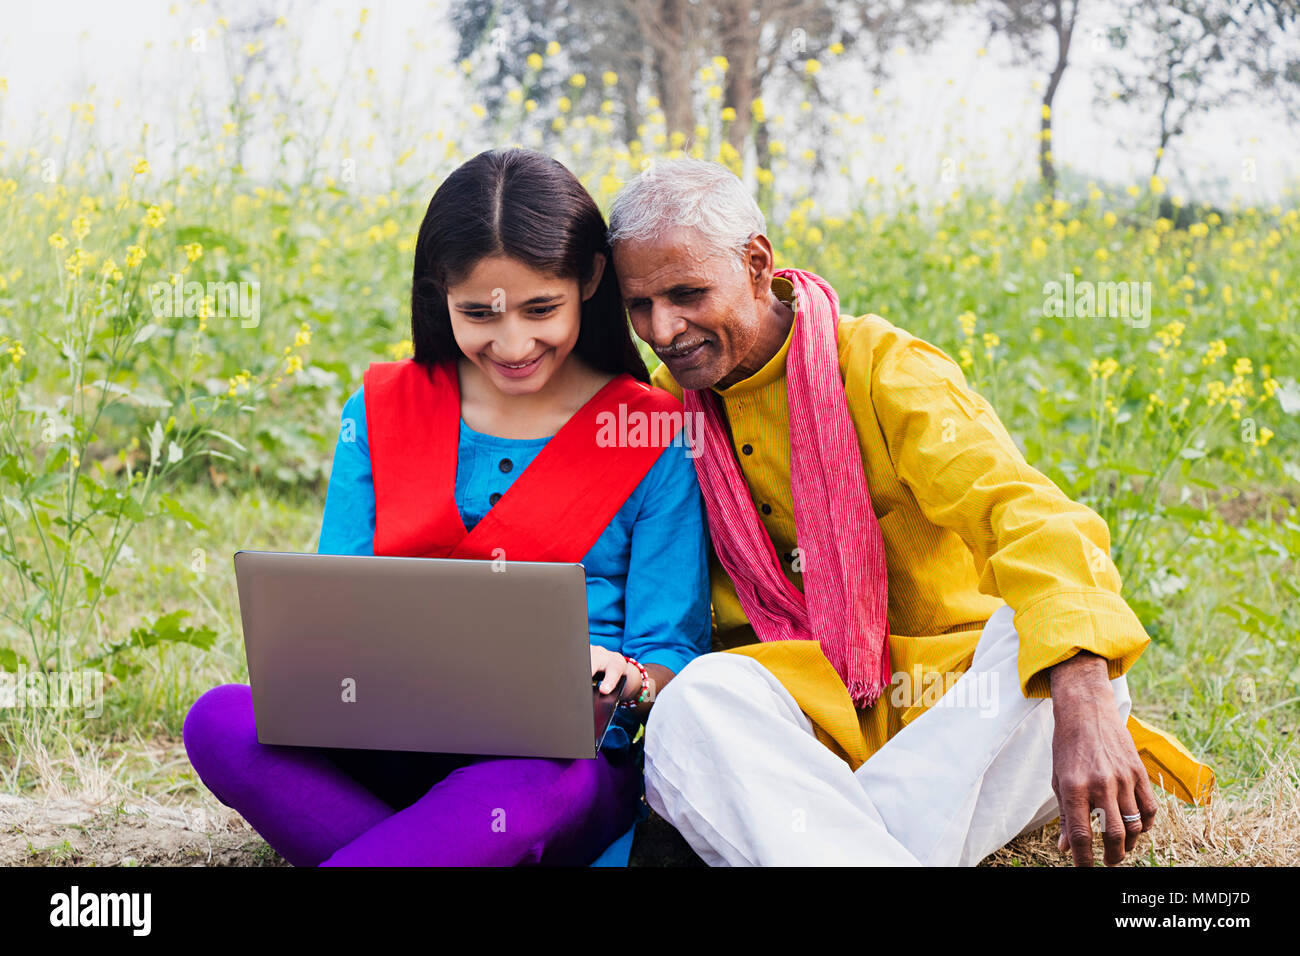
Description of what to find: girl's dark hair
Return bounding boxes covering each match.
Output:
[411,148,649,383]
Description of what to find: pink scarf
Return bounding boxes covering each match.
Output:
[683,268,891,707]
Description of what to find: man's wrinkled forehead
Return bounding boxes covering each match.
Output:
[614,228,735,295]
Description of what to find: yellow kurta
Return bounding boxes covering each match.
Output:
[651,275,1214,805]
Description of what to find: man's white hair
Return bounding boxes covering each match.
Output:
[608,158,766,265]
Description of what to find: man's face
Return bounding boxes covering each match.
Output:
[613,227,767,391]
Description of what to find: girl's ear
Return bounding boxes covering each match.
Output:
[581,252,606,301]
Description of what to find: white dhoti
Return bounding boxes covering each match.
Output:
[644,604,1133,866]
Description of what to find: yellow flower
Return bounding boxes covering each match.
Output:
[1030,236,1048,258]
[294,322,312,347]
[64,249,94,276]
[546,41,560,57]
[602,71,618,86]
[125,244,146,268]
[712,55,729,71]
[958,311,977,337]
[751,97,765,123]
[721,106,736,122]
[1149,174,1166,195]
[958,347,973,368]
[1103,211,1117,228]
[285,354,303,375]
[48,231,69,250]
[227,371,252,397]
[143,205,166,229]
[829,42,844,56]
[806,226,823,243]
[982,332,1000,350]
[526,52,543,70]
[524,98,537,112]
[7,341,24,364]
[1256,427,1274,447]
[1189,221,1209,238]
[557,96,571,113]
[1202,339,1227,366]
[183,241,203,263]
[1221,285,1233,305]
[1098,357,1119,380]
[804,58,821,74]
[1041,104,1051,120]
[133,158,150,176]
[569,73,586,88]
[72,215,91,240]
[1232,357,1252,377]
[1155,320,1185,348]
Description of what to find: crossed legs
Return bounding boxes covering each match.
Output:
[182,683,641,866]
[644,605,1132,866]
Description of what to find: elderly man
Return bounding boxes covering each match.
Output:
[607,158,1213,867]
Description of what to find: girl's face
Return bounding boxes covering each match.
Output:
[446,254,605,396]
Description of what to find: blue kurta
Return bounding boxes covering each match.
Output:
[316,384,713,754]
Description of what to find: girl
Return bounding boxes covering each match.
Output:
[183,148,711,866]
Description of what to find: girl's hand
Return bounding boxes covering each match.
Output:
[590,644,643,702]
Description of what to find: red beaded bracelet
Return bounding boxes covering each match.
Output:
[619,656,650,708]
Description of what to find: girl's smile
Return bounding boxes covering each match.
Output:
[488,350,549,380]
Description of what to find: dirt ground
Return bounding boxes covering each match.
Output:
[3,737,1294,867]
[2,784,1290,867]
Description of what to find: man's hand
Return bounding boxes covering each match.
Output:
[1049,651,1158,867]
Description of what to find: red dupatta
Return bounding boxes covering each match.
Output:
[362,358,684,561]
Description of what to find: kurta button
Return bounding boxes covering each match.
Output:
[498,458,513,473]
[761,503,772,515]
[489,492,502,505]
[742,443,754,455]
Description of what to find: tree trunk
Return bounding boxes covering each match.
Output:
[641,0,695,146]
[720,0,759,160]
[1039,0,1078,195]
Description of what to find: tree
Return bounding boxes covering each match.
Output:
[1098,1,1243,178]
[982,0,1084,193]
[450,0,945,172]
[1233,0,1300,125]
[1096,0,1300,179]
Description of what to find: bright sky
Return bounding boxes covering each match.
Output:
[1,0,1295,208]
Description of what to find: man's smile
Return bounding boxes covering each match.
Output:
[658,337,711,369]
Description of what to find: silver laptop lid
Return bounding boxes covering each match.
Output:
[233,551,600,759]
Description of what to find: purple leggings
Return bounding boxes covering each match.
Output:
[183,683,642,866]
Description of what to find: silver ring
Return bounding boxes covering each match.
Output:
[1122,812,1142,822]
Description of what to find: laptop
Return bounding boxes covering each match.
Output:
[232,550,626,759]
